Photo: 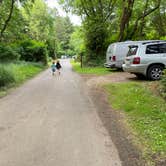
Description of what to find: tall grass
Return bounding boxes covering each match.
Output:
[0,64,16,87]
[160,69,166,99]
[0,62,45,89]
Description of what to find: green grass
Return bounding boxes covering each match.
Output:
[71,61,111,75]
[104,82,166,163]
[0,62,45,97]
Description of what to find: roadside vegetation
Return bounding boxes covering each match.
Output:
[0,0,74,96]
[160,70,166,99]
[0,62,45,97]
[59,0,166,65]
[104,82,166,165]
[71,60,111,75]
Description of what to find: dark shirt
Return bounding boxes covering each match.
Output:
[56,62,61,69]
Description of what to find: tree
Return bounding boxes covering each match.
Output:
[70,26,85,55]
[118,0,162,41]
[0,0,15,39]
[59,0,117,62]
[0,0,33,40]
[54,16,74,56]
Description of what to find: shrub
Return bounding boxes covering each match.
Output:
[0,43,20,62]
[19,40,48,65]
[0,64,15,87]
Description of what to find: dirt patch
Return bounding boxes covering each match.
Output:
[81,72,140,88]
[82,72,146,165]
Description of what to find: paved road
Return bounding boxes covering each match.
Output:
[0,60,121,166]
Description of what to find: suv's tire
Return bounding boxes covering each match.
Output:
[147,65,163,80]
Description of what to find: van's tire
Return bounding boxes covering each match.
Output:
[147,65,163,80]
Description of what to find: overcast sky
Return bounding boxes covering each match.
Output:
[45,0,81,26]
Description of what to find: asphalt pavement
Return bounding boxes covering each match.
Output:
[0,59,122,166]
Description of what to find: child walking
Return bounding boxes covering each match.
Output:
[56,60,62,75]
[51,61,56,75]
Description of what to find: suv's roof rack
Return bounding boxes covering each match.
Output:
[142,40,166,45]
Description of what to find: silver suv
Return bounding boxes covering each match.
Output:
[122,41,166,80]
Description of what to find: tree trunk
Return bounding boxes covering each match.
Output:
[0,0,15,39]
[118,0,135,41]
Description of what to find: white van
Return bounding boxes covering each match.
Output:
[105,41,137,69]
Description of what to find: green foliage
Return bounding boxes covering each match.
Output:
[18,40,48,64]
[0,62,44,88]
[59,0,115,64]
[21,0,51,41]
[0,43,20,62]
[84,19,108,60]
[0,64,16,87]
[55,16,74,56]
[70,27,85,55]
[71,60,111,75]
[104,82,166,162]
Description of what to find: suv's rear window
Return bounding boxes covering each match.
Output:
[127,46,138,56]
[146,43,166,54]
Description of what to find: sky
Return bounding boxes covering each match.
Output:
[45,0,81,26]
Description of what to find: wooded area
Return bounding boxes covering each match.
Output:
[59,0,166,65]
[0,0,74,64]
[0,0,166,65]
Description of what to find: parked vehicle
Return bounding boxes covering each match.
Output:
[104,40,162,69]
[61,55,67,59]
[104,41,134,69]
[122,40,166,80]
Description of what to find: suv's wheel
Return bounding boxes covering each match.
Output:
[147,65,163,80]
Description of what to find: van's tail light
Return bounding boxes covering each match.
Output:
[133,57,140,64]
[112,56,116,61]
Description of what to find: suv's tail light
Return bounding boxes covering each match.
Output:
[112,56,116,61]
[133,57,140,64]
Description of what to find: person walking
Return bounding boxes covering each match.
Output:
[51,61,56,76]
[56,60,62,75]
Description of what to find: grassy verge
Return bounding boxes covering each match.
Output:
[71,61,111,75]
[104,82,166,165]
[0,62,45,97]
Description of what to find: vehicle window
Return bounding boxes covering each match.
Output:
[107,45,114,54]
[159,43,166,53]
[146,43,166,54]
[127,46,138,56]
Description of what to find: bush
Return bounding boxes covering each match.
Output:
[0,62,44,88]
[0,43,20,62]
[0,64,15,87]
[19,40,48,65]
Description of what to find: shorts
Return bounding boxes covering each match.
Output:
[52,68,56,72]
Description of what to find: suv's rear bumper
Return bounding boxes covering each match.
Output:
[122,64,147,75]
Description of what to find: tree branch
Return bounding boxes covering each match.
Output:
[104,0,117,22]
[0,0,15,38]
[129,0,161,39]
[80,0,90,17]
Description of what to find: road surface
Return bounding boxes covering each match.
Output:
[0,60,121,166]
